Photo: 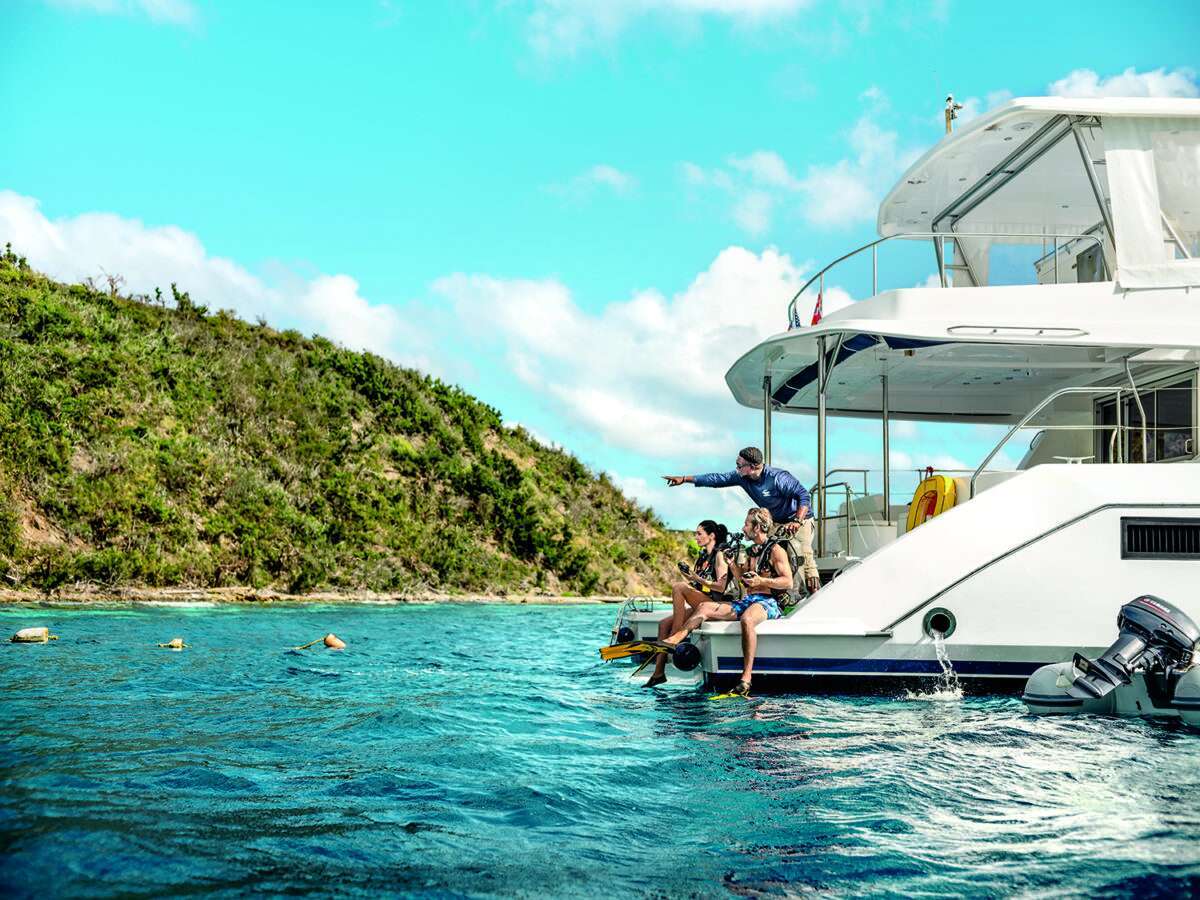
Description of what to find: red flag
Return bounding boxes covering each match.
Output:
[810,291,822,326]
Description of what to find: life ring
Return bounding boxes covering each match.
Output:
[905,472,956,533]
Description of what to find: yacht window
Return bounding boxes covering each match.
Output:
[1094,374,1196,463]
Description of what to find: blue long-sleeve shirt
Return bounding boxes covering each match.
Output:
[693,465,813,523]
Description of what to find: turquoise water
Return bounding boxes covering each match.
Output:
[2,603,1200,898]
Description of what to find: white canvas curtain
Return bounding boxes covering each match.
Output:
[951,235,990,287]
[1104,116,1200,289]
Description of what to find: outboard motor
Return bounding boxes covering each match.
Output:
[1070,595,1199,701]
[1024,595,1200,716]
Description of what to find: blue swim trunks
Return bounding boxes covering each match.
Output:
[731,594,783,620]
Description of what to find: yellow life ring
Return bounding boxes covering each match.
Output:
[906,473,957,533]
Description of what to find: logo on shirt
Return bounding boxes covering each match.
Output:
[760,490,771,496]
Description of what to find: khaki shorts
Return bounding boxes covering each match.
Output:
[786,518,819,581]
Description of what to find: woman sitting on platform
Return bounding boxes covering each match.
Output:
[644,519,732,688]
[659,508,790,698]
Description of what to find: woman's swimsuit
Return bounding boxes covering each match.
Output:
[694,549,732,601]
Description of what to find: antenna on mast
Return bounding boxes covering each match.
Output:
[944,94,964,134]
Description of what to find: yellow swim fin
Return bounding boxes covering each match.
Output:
[599,639,672,662]
[708,681,751,701]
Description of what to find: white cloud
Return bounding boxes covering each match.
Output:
[45,0,197,26]
[524,0,812,56]
[731,191,773,236]
[432,245,826,458]
[681,94,921,234]
[547,163,637,200]
[797,114,920,227]
[551,385,727,456]
[613,472,755,529]
[0,191,427,368]
[586,164,636,192]
[729,150,803,190]
[1049,66,1199,99]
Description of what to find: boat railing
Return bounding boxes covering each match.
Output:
[812,466,975,557]
[821,467,977,515]
[969,382,1198,497]
[785,230,1107,329]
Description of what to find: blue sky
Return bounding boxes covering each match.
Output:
[3,0,1198,528]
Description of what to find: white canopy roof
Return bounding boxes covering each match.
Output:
[878,97,1200,241]
[726,280,1200,422]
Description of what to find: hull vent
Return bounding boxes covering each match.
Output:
[1122,517,1200,560]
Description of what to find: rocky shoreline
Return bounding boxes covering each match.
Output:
[0,586,661,606]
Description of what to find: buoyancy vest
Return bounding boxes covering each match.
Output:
[745,539,793,602]
[695,549,730,596]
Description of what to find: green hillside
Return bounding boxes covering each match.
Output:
[0,247,687,595]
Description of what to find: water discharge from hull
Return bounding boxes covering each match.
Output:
[905,631,964,701]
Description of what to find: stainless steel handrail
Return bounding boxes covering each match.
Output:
[825,468,869,497]
[785,231,1106,327]
[969,385,1127,498]
[810,480,860,557]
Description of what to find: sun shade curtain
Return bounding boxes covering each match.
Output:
[952,235,991,287]
[1104,116,1200,289]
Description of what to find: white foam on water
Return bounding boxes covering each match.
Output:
[905,631,964,701]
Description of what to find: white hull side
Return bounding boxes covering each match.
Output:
[632,464,1200,687]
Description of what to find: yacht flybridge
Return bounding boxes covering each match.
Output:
[620,96,1200,692]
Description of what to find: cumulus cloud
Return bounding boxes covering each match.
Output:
[798,114,922,227]
[524,0,812,56]
[546,163,637,201]
[44,0,198,26]
[613,472,758,528]
[682,113,919,233]
[432,245,828,458]
[0,191,427,367]
[731,190,773,236]
[1049,66,1199,99]
[729,150,803,190]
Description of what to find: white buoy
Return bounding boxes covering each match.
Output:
[157,637,188,650]
[11,627,57,643]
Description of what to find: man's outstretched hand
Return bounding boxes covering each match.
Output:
[777,521,801,537]
[663,475,686,487]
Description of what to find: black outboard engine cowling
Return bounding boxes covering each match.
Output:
[1069,595,1200,701]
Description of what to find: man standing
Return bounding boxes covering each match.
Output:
[663,446,820,593]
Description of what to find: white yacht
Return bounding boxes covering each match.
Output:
[619,96,1200,692]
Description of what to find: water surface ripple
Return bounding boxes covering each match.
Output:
[2,604,1199,897]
